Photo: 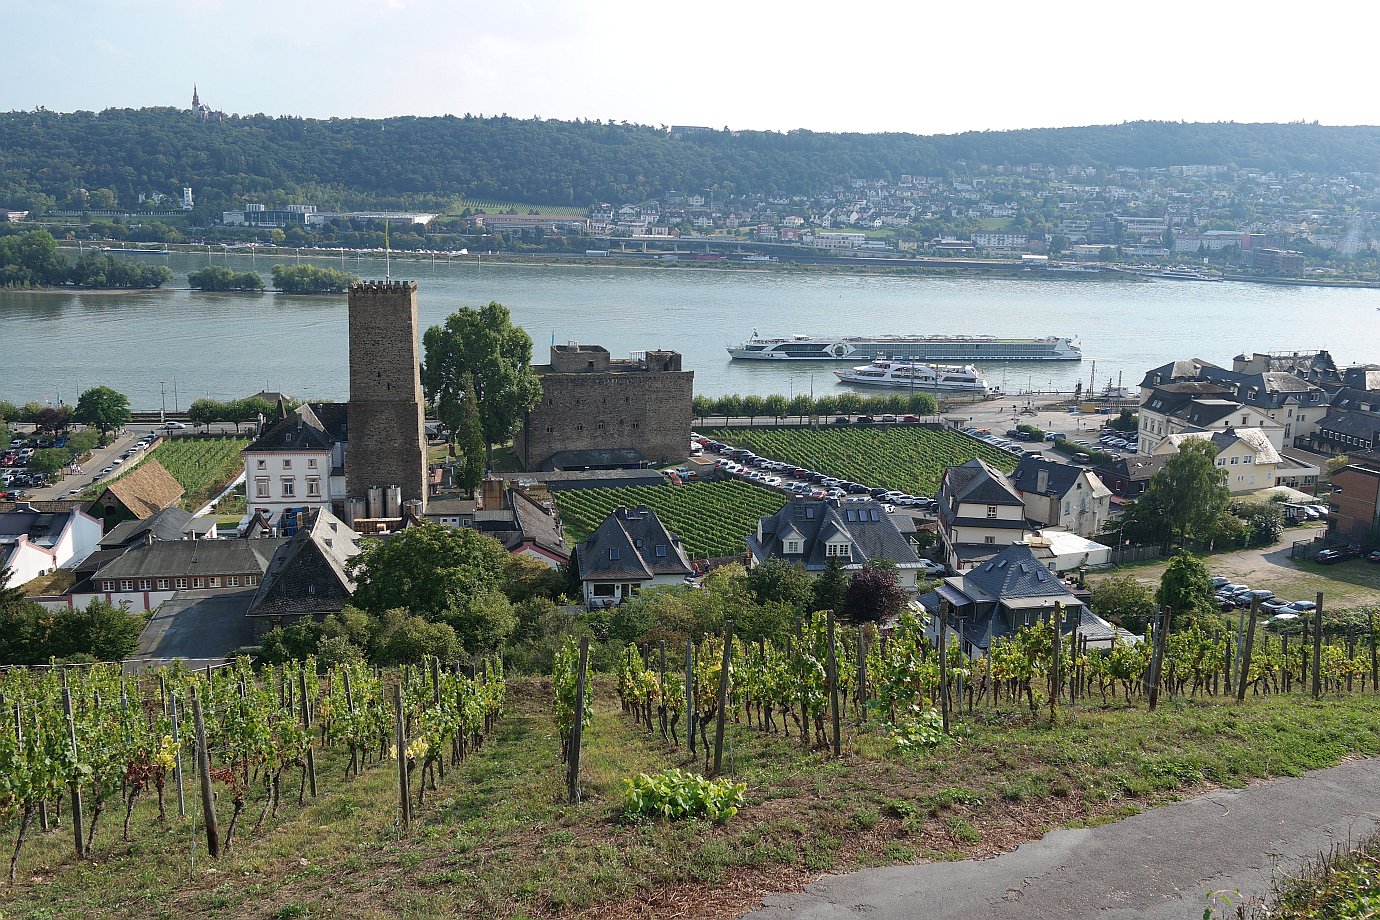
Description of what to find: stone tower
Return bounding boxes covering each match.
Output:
[345,280,428,515]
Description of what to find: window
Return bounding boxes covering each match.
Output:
[593,583,615,597]
[255,478,270,498]
[281,477,296,497]
[209,576,220,588]
[826,542,849,558]
[120,579,134,592]
[1243,456,1252,464]
[103,581,114,592]
[984,536,996,544]
[655,544,667,558]
[283,458,292,470]
[785,540,802,554]
[228,575,240,587]
[156,578,169,590]
[307,458,317,469]
[307,477,321,497]
[175,577,189,589]
[609,548,620,561]
[138,579,151,591]
[1230,456,1239,465]
[986,505,998,518]
[256,458,266,470]
[192,577,204,588]
[245,576,256,586]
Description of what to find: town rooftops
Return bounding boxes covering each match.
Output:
[0,505,82,549]
[1164,427,1282,464]
[246,402,347,452]
[93,538,284,581]
[247,509,360,619]
[948,543,1077,604]
[748,497,922,571]
[943,458,1025,507]
[99,506,194,549]
[1009,456,1110,500]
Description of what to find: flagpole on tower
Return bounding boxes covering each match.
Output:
[384,218,390,281]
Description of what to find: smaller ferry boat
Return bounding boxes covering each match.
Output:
[834,359,997,394]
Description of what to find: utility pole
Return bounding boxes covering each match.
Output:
[160,381,167,427]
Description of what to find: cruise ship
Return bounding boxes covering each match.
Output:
[727,332,1081,362]
[834,360,996,394]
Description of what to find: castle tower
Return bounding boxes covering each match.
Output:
[192,85,200,109]
[345,280,428,515]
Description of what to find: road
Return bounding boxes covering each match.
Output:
[745,757,1380,919]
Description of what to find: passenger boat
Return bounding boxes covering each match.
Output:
[728,332,1080,361]
[833,360,997,393]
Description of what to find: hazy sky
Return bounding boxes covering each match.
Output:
[5,0,1375,134]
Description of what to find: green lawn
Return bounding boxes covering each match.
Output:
[3,685,1378,920]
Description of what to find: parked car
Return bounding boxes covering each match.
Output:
[916,559,946,576]
[855,416,875,424]
[1315,549,1344,564]
[162,421,187,430]
[1368,550,1380,563]
[831,417,851,425]
[1209,576,1230,588]
[1284,600,1317,614]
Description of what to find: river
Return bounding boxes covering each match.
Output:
[3,250,1378,409]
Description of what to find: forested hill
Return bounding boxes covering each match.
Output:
[3,108,1380,213]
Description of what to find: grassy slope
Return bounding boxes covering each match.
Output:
[81,437,248,510]
[1257,833,1380,918]
[3,683,1379,920]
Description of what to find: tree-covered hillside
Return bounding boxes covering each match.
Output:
[3,108,1380,215]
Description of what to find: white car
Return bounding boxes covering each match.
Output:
[916,559,947,576]
[162,421,187,430]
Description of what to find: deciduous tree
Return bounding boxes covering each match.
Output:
[74,386,131,442]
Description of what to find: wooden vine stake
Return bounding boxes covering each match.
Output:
[1236,597,1260,704]
[685,639,696,755]
[826,610,841,757]
[393,683,411,829]
[189,687,219,858]
[937,603,950,733]
[298,669,317,798]
[61,687,86,858]
[712,622,733,776]
[1312,592,1324,700]
[567,636,590,805]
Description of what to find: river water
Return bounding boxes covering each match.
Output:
[3,250,1378,409]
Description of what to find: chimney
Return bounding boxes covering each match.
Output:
[1036,469,1049,493]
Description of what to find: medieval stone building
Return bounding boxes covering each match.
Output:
[516,344,693,471]
[344,281,429,524]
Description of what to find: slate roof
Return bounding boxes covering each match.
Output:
[1318,409,1380,441]
[576,506,693,581]
[1101,454,1171,483]
[0,506,76,546]
[99,507,194,549]
[93,538,284,581]
[247,509,361,619]
[0,499,85,515]
[747,498,922,571]
[1138,359,1221,389]
[943,458,1024,507]
[1175,398,1245,427]
[1009,456,1111,500]
[1328,388,1380,413]
[1340,365,1380,392]
[1141,383,1235,416]
[245,403,343,453]
[951,543,1076,604]
[94,459,185,520]
[508,489,569,560]
[542,447,646,472]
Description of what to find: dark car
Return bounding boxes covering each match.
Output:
[869,487,890,498]
[855,416,875,424]
[1367,550,1380,563]
[1315,549,1345,564]
[831,417,851,425]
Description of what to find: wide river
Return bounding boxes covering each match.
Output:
[4,250,1379,410]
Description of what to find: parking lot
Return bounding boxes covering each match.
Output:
[3,421,192,502]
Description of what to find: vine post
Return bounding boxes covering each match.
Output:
[1236,597,1260,704]
[1050,603,1062,723]
[170,692,186,817]
[938,602,950,734]
[392,683,411,829]
[1148,606,1167,712]
[568,636,590,805]
[685,639,696,756]
[61,686,85,858]
[712,622,733,776]
[826,610,841,757]
[188,687,219,858]
[856,626,868,724]
[1312,593,1324,700]
[298,669,317,798]
[1368,608,1377,693]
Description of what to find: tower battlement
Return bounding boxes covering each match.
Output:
[348,280,418,293]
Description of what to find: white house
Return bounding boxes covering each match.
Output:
[937,459,1030,572]
[1007,456,1112,538]
[243,403,348,528]
[0,502,103,587]
[574,506,693,607]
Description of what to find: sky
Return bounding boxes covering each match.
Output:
[4,0,1377,135]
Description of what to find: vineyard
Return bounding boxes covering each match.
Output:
[0,655,504,881]
[552,481,787,558]
[91,436,248,508]
[699,426,1017,495]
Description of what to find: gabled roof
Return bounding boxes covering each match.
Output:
[949,543,1079,604]
[245,402,343,452]
[93,538,283,580]
[1139,359,1220,388]
[576,506,693,581]
[509,489,569,560]
[95,459,185,520]
[1009,456,1109,500]
[748,498,921,571]
[1101,454,1171,483]
[1329,388,1380,413]
[1162,427,1283,464]
[1318,409,1380,441]
[943,458,1024,507]
[247,509,361,619]
[100,506,194,549]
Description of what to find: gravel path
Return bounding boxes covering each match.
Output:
[744,757,1380,919]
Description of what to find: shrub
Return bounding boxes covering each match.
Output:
[621,768,747,823]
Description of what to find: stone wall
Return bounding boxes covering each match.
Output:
[345,281,428,509]
[517,347,693,470]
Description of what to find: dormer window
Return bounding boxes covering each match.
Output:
[785,539,802,554]
[826,541,849,558]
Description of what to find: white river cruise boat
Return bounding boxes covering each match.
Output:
[728,332,1081,362]
[833,360,997,394]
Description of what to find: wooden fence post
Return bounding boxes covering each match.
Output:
[712,622,733,775]
[938,603,950,734]
[189,687,219,858]
[1312,593,1325,700]
[567,636,590,805]
[393,683,411,829]
[1148,606,1167,711]
[298,669,317,798]
[61,687,85,858]
[826,611,841,757]
[1368,609,1378,694]
[1050,603,1062,722]
[856,627,868,723]
[169,692,186,818]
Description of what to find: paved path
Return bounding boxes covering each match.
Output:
[745,758,1380,920]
